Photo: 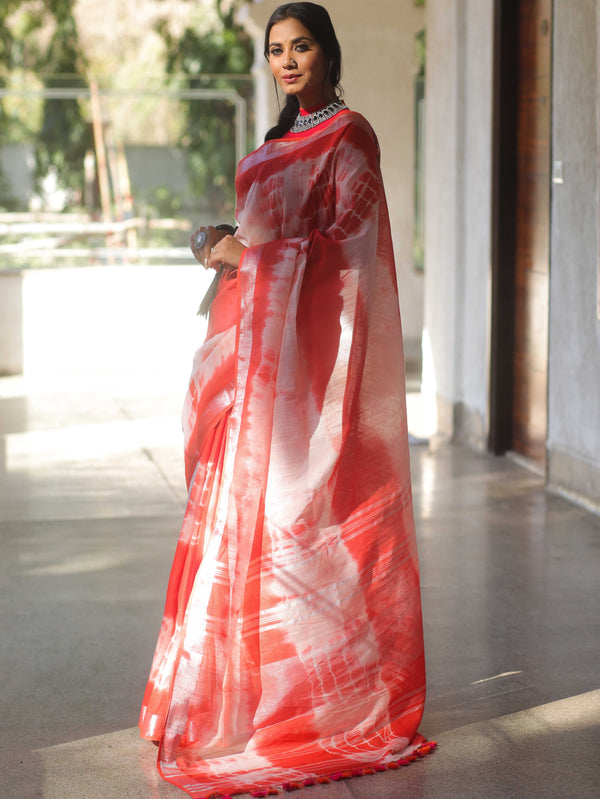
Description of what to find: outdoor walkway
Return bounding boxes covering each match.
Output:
[1,375,599,798]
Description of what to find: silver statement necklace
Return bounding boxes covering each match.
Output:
[290,100,346,133]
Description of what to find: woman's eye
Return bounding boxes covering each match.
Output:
[269,47,283,56]
[295,44,309,52]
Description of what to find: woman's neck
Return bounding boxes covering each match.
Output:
[297,86,337,113]
[299,100,332,115]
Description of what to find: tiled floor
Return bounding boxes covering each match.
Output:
[1,375,599,798]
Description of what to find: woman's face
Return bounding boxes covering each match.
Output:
[267,17,333,109]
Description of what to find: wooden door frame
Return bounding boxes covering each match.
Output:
[489,0,519,455]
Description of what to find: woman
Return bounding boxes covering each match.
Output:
[139,4,432,796]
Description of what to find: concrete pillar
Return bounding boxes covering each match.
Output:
[0,271,24,376]
[423,0,493,445]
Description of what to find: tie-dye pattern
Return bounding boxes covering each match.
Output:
[139,111,427,797]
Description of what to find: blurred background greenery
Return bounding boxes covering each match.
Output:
[0,0,255,265]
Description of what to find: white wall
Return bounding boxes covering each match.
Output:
[244,0,426,356]
[422,0,459,425]
[10,266,212,389]
[547,0,600,505]
[423,0,494,443]
[458,0,494,429]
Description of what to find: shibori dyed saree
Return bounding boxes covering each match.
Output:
[139,108,430,797]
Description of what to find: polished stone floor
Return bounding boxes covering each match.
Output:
[1,375,599,798]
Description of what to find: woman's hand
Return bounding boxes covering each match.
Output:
[206,235,247,271]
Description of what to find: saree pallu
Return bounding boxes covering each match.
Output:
[140,111,427,797]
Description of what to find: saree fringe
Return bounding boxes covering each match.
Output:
[197,741,438,799]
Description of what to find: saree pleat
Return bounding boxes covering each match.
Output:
[140,111,427,797]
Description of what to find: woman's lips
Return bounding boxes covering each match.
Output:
[282,75,301,82]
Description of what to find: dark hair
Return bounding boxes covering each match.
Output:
[263,2,343,141]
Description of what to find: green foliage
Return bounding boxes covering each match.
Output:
[0,2,34,200]
[1,1,253,215]
[0,2,22,70]
[156,0,253,219]
[416,28,426,78]
[35,2,92,199]
[0,1,92,205]
[146,185,183,218]
[0,1,28,141]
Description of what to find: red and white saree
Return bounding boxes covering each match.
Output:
[139,109,428,797]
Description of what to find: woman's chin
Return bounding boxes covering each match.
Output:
[279,84,301,98]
